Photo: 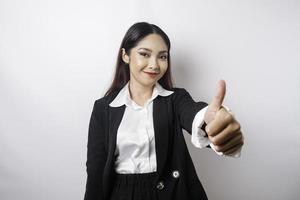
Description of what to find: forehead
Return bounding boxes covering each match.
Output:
[134,34,168,52]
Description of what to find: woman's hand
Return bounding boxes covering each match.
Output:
[204,80,244,156]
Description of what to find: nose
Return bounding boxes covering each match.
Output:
[149,57,159,70]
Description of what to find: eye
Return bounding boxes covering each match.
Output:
[160,55,168,60]
[139,52,149,57]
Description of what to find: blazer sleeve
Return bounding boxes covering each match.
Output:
[173,88,208,134]
[84,99,107,200]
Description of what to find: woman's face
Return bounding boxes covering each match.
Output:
[122,33,169,88]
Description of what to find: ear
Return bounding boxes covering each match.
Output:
[121,48,130,64]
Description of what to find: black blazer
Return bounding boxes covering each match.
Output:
[84,87,209,200]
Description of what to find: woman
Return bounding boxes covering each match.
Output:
[84,22,244,200]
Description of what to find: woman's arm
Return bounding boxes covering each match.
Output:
[84,99,107,200]
[173,88,208,134]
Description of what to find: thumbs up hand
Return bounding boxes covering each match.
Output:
[204,80,244,156]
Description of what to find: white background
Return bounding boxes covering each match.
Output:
[1,0,299,199]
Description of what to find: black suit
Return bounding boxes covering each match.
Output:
[84,87,209,200]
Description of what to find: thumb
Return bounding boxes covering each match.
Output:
[209,79,226,111]
[204,79,226,123]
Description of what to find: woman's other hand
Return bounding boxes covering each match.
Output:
[204,80,244,156]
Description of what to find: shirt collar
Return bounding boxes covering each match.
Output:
[109,81,174,107]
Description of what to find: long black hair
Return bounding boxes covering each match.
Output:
[104,22,174,97]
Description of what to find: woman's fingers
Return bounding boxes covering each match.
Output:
[210,131,243,153]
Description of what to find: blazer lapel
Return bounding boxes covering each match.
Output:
[153,96,169,177]
[106,105,126,170]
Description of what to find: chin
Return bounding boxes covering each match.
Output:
[141,81,156,87]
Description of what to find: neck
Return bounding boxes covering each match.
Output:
[128,80,155,100]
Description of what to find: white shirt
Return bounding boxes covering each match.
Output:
[109,81,241,174]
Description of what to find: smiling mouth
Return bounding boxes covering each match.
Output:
[143,71,159,77]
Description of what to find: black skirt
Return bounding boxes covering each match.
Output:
[109,171,158,200]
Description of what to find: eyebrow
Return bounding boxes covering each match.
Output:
[138,48,168,54]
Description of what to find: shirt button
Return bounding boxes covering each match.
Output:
[172,170,180,178]
[156,181,164,190]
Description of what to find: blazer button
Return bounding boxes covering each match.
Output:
[156,181,164,190]
[172,170,180,178]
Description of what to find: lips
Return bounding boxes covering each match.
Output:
[143,71,159,78]
[144,72,159,75]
